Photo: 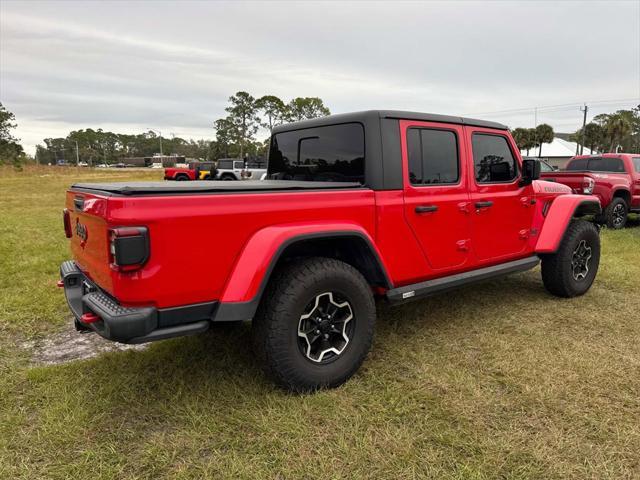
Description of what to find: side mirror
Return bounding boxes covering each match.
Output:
[521,159,541,186]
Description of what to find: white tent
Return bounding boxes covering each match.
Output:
[521,138,593,158]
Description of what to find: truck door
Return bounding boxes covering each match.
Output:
[465,127,536,262]
[401,120,473,271]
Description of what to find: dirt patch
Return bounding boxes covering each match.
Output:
[21,322,147,366]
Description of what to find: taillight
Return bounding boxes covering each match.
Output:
[63,208,72,238]
[582,178,595,194]
[109,226,149,272]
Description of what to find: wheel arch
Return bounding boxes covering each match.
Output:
[611,188,631,204]
[535,195,601,254]
[214,224,392,322]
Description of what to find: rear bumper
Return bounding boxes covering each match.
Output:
[60,261,217,344]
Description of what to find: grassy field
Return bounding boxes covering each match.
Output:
[1,165,639,479]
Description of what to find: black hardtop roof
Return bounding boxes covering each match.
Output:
[271,110,508,133]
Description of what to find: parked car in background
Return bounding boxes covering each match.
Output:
[215,158,245,180]
[60,110,602,391]
[530,158,557,172]
[540,154,640,228]
[78,161,89,167]
[164,161,215,181]
[241,160,268,180]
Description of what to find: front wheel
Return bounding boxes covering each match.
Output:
[252,257,375,392]
[540,219,600,297]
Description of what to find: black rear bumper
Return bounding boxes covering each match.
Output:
[60,261,214,344]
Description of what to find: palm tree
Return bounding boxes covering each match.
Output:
[535,124,554,157]
[605,112,633,152]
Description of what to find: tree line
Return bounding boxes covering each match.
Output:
[2,100,638,168]
[510,107,640,155]
[4,92,331,166]
[568,108,640,154]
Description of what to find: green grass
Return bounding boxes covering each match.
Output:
[1,165,639,479]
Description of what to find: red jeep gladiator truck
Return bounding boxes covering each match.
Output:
[60,111,601,391]
[540,154,640,229]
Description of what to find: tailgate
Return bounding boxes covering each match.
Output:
[65,190,114,293]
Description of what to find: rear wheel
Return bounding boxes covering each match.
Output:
[221,174,235,181]
[175,174,189,181]
[252,257,375,392]
[541,219,600,297]
[600,197,628,229]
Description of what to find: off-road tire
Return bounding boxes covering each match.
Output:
[598,197,628,229]
[221,174,235,181]
[252,257,375,392]
[175,174,189,181]
[541,219,600,298]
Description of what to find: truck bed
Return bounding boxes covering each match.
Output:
[71,180,364,196]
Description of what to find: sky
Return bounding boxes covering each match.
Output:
[1,0,639,155]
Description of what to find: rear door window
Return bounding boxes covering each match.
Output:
[633,156,640,172]
[472,134,518,183]
[268,123,365,183]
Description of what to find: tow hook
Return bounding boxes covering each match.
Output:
[81,312,100,324]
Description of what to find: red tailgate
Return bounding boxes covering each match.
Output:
[65,190,114,293]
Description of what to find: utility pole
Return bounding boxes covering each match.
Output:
[579,104,588,155]
[533,107,538,156]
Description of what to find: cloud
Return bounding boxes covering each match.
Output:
[1,0,638,154]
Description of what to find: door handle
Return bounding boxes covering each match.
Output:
[415,205,438,214]
[474,201,493,208]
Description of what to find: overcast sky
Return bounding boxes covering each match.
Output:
[1,0,639,154]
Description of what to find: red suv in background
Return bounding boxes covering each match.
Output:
[540,154,640,228]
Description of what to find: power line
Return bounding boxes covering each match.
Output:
[463,97,640,117]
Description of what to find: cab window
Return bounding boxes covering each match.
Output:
[407,128,459,185]
[268,123,365,183]
[566,159,588,170]
[472,134,518,183]
[588,157,625,172]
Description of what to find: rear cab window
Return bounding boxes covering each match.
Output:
[472,133,518,183]
[267,123,365,183]
[566,159,588,170]
[633,156,640,172]
[588,157,625,172]
[567,157,625,172]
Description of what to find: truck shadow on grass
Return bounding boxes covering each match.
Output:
[26,270,553,405]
